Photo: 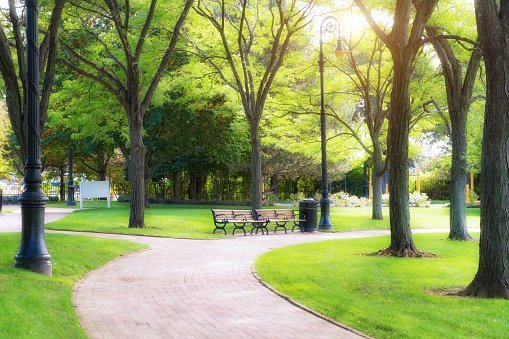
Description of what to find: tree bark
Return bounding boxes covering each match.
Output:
[386,58,417,255]
[59,165,65,201]
[97,159,107,181]
[128,117,145,228]
[144,151,151,208]
[173,171,181,199]
[196,175,207,201]
[270,174,280,196]
[426,26,480,241]
[449,111,471,240]
[462,0,509,298]
[355,0,438,255]
[0,0,65,163]
[249,119,263,209]
[372,142,384,220]
[188,174,197,200]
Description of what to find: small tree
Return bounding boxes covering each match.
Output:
[355,0,439,256]
[330,36,392,220]
[425,25,482,241]
[0,0,66,163]
[61,0,193,227]
[192,0,317,209]
[462,0,509,299]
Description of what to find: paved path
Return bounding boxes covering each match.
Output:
[0,208,480,338]
[73,231,385,339]
[70,227,479,339]
[0,205,73,232]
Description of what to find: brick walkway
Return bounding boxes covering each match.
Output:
[0,205,73,232]
[1,208,471,338]
[72,231,392,339]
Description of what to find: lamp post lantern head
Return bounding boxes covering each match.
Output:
[334,38,351,59]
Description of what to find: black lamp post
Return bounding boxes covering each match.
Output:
[318,16,349,231]
[66,145,76,206]
[14,0,52,276]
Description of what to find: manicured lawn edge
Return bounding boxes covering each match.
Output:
[0,233,148,338]
[47,228,227,241]
[254,233,509,338]
[251,268,370,338]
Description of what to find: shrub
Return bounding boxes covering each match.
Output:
[382,194,390,206]
[409,191,431,207]
[466,189,479,207]
[117,194,130,202]
[382,192,431,207]
[263,192,278,206]
[330,191,371,207]
[288,192,306,206]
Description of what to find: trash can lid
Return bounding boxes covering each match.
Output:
[301,198,316,202]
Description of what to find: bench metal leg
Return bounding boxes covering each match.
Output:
[250,222,269,235]
[274,222,288,234]
[233,223,247,236]
[213,226,227,235]
[292,222,303,232]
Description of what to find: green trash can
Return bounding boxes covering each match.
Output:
[299,198,318,232]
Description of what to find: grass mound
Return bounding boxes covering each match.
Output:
[255,233,509,338]
[46,202,480,239]
[0,233,146,338]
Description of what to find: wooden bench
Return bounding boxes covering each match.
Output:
[211,209,269,235]
[254,209,305,233]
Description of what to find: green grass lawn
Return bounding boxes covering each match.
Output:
[331,206,480,231]
[46,202,245,238]
[0,233,146,338]
[46,202,480,238]
[255,233,509,338]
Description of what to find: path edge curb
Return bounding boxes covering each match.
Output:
[251,266,372,339]
[72,246,151,334]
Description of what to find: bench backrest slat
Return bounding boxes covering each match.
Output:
[254,209,299,219]
[211,209,255,221]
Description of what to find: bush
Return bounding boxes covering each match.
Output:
[117,194,130,202]
[382,192,431,207]
[466,189,479,207]
[288,192,306,206]
[263,192,278,206]
[409,191,431,207]
[382,194,390,206]
[330,191,371,207]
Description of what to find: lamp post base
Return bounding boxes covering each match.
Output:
[14,258,52,276]
[14,201,52,276]
[67,186,76,206]
[318,196,333,231]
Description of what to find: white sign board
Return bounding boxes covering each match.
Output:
[80,180,110,209]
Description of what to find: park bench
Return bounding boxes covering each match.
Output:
[211,209,269,235]
[255,209,305,233]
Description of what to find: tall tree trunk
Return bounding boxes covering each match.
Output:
[292,180,298,194]
[144,151,151,208]
[449,111,471,240]
[463,63,509,297]
[59,165,65,201]
[128,117,145,228]
[188,174,197,200]
[427,26,481,241]
[98,158,107,181]
[463,0,509,297]
[249,119,263,209]
[172,171,180,200]
[372,142,384,220]
[270,174,280,196]
[386,58,417,255]
[196,175,207,201]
